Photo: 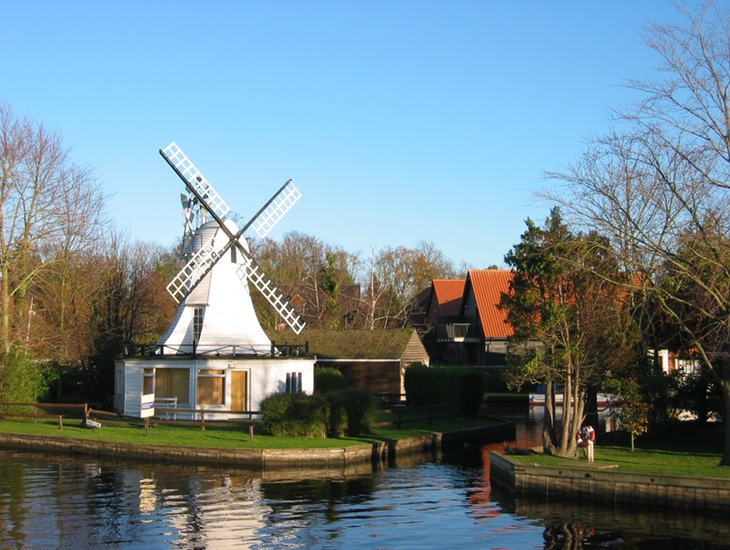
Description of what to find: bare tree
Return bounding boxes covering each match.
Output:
[357,241,461,330]
[93,234,178,352]
[0,102,105,355]
[251,231,358,329]
[543,2,730,464]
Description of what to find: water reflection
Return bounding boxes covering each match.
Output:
[1,405,729,549]
[513,494,730,548]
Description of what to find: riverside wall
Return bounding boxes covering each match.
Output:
[0,422,515,471]
[490,451,730,512]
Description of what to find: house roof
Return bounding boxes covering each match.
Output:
[467,269,513,338]
[265,328,427,360]
[432,279,465,318]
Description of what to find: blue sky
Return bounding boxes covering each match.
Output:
[1,1,686,269]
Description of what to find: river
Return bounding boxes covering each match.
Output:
[1,403,728,549]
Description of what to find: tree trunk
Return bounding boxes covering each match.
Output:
[720,379,730,466]
[559,372,573,456]
[542,379,559,454]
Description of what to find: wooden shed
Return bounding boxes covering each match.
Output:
[268,329,430,398]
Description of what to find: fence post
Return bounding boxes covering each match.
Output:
[249,424,254,442]
[58,415,63,430]
[201,411,205,431]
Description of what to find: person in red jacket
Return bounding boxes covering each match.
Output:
[576,425,596,462]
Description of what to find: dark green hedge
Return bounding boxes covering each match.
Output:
[313,366,349,394]
[260,393,329,437]
[260,388,376,438]
[404,364,485,416]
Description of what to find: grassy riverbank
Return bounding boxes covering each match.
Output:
[509,422,730,478]
[0,415,503,450]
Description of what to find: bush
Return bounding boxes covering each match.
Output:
[0,354,54,410]
[403,363,431,407]
[260,386,376,439]
[260,393,328,438]
[321,388,376,438]
[325,390,348,438]
[404,364,485,417]
[314,366,349,394]
[340,388,376,437]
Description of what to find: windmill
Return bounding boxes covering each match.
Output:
[156,142,306,355]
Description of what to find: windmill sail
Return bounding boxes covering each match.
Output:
[238,256,306,334]
[161,142,230,220]
[165,180,302,304]
[249,179,302,239]
[166,235,221,303]
[159,142,306,337]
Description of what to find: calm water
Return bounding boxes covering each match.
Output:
[1,404,729,549]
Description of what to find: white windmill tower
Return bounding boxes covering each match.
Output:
[113,143,314,419]
[156,142,306,355]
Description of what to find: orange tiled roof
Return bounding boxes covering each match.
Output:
[468,269,514,338]
[432,279,465,317]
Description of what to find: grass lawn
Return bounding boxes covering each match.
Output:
[509,423,730,479]
[0,414,503,451]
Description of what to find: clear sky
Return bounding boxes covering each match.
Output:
[1,1,687,269]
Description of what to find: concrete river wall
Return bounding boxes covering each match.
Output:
[490,451,730,512]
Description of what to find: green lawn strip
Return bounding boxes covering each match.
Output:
[0,415,502,451]
[508,425,730,479]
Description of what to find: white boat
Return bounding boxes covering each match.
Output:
[528,392,615,407]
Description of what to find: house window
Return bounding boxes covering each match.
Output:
[193,308,204,342]
[143,368,154,395]
[156,368,190,405]
[286,372,303,393]
[677,358,701,376]
[198,369,225,405]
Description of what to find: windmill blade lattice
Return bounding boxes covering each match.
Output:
[249,180,302,239]
[165,179,302,304]
[160,142,307,334]
[166,236,221,303]
[162,142,230,220]
[237,257,306,334]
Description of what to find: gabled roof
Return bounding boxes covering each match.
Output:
[432,279,465,318]
[467,269,513,338]
[266,328,427,360]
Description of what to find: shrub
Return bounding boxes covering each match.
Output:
[0,354,54,411]
[320,388,376,437]
[403,363,431,407]
[260,393,328,438]
[325,390,348,438]
[340,388,375,437]
[314,366,349,394]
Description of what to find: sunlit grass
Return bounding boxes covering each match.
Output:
[509,423,730,478]
[0,414,502,450]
